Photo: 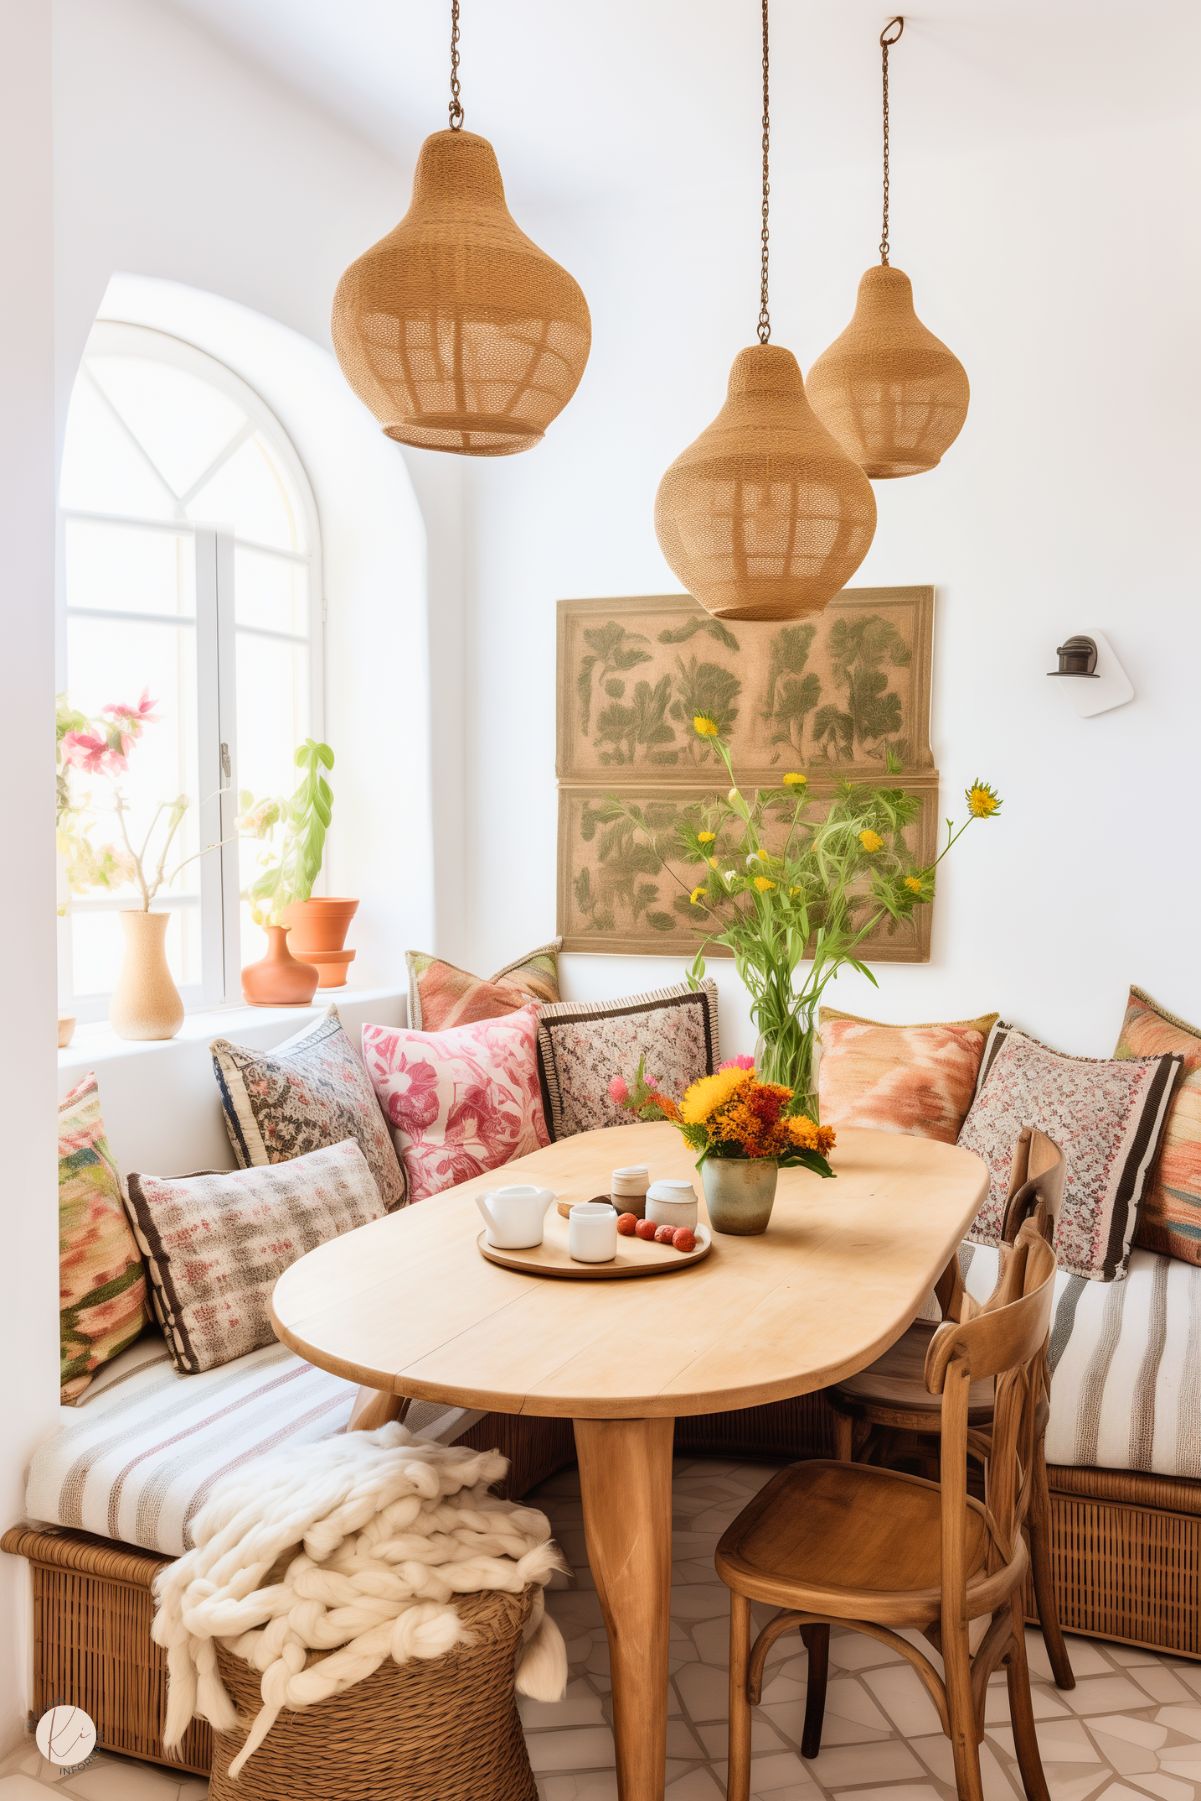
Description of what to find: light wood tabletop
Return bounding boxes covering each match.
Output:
[271,1120,988,1801]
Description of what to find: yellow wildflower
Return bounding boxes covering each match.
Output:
[858,829,884,854]
[689,884,707,906]
[681,1066,753,1125]
[966,779,1002,819]
[697,830,716,844]
[693,714,719,739]
[904,875,924,894]
[782,772,807,788]
[708,856,719,869]
[753,875,776,892]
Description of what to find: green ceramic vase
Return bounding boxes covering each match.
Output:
[701,1158,779,1236]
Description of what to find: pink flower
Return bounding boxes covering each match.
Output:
[104,690,157,729]
[608,1076,630,1105]
[720,1055,756,1071]
[61,731,127,777]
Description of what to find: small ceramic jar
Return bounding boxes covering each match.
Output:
[569,1200,618,1263]
[645,1178,699,1233]
[610,1164,651,1219]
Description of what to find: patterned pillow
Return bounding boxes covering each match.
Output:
[361,1005,549,1202]
[407,940,561,1032]
[818,1008,998,1145]
[1114,986,1201,1263]
[59,1075,149,1400]
[958,1022,1182,1281]
[536,980,720,1141]
[211,1007,405,1211]
[124,1140,384,1373]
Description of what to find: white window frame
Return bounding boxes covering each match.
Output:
[57,322,325,1020]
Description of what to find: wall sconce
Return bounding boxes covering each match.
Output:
[1047,630,1133,717]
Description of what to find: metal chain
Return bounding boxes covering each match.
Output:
[449,0,464,130]
[879,17,903,264]
[758,0,771,344]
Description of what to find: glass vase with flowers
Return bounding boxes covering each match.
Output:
[599,716,1002,1113]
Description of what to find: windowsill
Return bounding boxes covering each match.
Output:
[58,982,406,1070]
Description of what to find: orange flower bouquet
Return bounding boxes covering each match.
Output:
[614,1057,835,1234]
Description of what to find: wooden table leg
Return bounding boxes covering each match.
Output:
[348,1386,409,1431]
[574,1416,674,1801]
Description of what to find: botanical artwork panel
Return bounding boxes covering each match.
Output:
[556,588,937,961]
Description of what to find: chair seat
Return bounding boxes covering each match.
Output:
[716,1460,993,1625]
[832,1320,995,1422]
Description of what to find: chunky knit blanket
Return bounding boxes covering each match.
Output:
[153,1423,567,1777]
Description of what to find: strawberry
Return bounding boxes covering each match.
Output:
[634,1218,659,1242]
[672,1228,698,1254]
[654,1223,677,1244]
[616,1212,638,1237]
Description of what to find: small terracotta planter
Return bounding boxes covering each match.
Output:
[242,925,320,1008]
[295,946,357,989]
[283,897,359,956]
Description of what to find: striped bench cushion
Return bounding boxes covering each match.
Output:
[25,1333,477,1557]
[962,1244,1201,1480]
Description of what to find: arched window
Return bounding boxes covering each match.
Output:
[58,322,323,1013]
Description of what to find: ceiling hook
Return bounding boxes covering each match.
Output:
[880,16,904,46]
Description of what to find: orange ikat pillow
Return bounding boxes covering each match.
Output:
[818,1007,999,1145]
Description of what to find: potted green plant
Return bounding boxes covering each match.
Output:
[240,739,356,1001]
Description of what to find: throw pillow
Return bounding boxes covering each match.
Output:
[818,1007,998,1145]
[59,1075,149,1400]
[124,1140,384,1374]
[536,980,720,1141]
[1114,985,1201,1263]
[361,1005,549,1202]
[407,940,561,1032]
[958,1022,1182,1281]
[211,1006,405,1211]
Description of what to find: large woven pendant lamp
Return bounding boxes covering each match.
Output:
[654,1,875,622]
[331,0,591,455]
[807,19,969,479]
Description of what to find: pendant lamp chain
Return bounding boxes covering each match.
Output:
[448,0,464,130]
[757,0,772,343]
[879,16,903,266]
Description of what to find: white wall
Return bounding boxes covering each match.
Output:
[0,0,61,1747]
[462,113,1201,1057]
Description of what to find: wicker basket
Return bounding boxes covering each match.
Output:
[209,1587,538,1801]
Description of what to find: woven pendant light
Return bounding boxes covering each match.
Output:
[331,0,590,455]
[655,0,875,622]
[807,19,969,479]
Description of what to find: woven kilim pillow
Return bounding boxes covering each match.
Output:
[1114,985,1201,1264]
[58,1074,149,1400]
[406,940,561,1033]
[958,1022,1182,1282]
[536,980,720,1141]
[125,1140,384,1374]
[818,1008,998,1145]
[211,1006,406,1211]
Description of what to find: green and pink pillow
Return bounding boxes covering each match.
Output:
[405,941,561,1032]
[58,1074,148,1399]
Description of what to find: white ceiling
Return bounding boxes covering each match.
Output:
[164,0,1200,204]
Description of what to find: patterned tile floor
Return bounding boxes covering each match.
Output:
[4,1456,1201,1800]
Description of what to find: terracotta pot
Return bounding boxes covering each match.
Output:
[283,897,359,957]
[296,946,357,989]
[109,909,185,1042]
[242,925,320,1008]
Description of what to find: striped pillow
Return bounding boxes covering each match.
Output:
[1115,986,1201,1264]
[958,1023,1182,1282]
[58,1074,149,1400]
[818,1007,998,1144]
[407,940,561,1033]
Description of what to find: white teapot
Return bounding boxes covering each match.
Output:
[475,1184,554,1250]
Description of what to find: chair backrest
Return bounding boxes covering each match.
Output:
[924,1222,1057,1609]
[1001,1126,1066,1246]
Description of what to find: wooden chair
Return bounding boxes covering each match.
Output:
[716,1221,1058,1801]
[826,1125,1073,1690]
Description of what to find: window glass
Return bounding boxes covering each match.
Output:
[187,433,303,551]
[87,353,245,498]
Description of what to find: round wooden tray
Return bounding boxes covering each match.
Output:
[477,1209,712,1280]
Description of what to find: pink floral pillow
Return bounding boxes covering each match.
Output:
[361,1006,549,1202]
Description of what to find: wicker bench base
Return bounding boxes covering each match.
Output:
[4,1403,1199,1775]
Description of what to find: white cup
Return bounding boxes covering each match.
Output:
[645,1178,699,1233]
[568,1200,618,1264]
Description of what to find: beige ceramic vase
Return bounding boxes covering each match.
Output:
[242,925,320,1008]
[109,909,185,1042]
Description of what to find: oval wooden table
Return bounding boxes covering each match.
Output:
[272,1121,988,1801]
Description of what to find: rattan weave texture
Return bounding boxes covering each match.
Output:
[654,344,877,622]
[332,130,590,456]
[208,1587,537,1801]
